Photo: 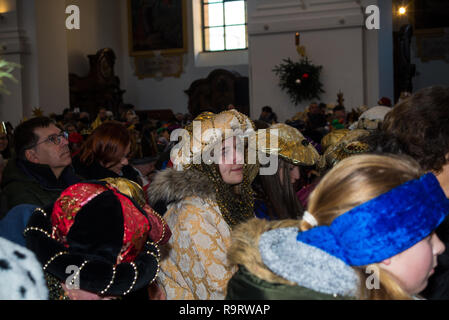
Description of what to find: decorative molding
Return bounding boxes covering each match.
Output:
[0,29,29,54]
[249,0,364,35]
[0,11,30,54]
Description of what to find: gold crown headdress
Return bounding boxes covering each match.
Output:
[172,109,256,171]
[250,123,321,166]
[320,129,371,169]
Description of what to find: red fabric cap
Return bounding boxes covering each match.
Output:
[68,132,84,144]
[51,183,151,264]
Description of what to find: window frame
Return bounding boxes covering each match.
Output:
[201,0,248,52]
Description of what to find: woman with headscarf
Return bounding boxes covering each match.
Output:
[147,109,258,300]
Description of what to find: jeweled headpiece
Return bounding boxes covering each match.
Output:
[250,123,320,166]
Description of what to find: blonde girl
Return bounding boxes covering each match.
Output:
[226,154,448,300]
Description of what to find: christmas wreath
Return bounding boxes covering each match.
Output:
[273,57,324,105]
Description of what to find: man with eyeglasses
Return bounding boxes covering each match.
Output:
[1,117,81,214]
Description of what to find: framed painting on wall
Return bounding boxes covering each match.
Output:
[127,0,188,56]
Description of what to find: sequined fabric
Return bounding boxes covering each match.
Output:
[115,191,149,263]
[51,183,108,245]
[51,183,150,264]
[102,177,171,245]
[102,178,147,208]
[249,123,320,166]
[320,129,371,168]
[321,129,349,152]
[158,196,237,300]
[44,272,70,300]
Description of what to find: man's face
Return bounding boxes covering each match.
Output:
[26,124,72,169]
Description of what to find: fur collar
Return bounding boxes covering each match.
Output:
[228,218,360,298]
[147,168,216,206]
[227,218,301,286]
[259,227,360,298]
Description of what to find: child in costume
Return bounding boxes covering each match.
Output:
[251,123,320,220]
[226,154,448,299]
[147,109,259,300]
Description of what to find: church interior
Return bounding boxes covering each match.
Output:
[0,0,447,125]
[1,0,449,303]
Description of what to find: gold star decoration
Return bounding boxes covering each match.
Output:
[32,107,44,117]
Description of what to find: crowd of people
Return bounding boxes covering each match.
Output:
[1,85,449,301]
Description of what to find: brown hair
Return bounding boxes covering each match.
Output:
[382,85,449,173]
[258,158,304,220]
[79,121,131,168]
[13,117,54,160]
[302,154,423,299]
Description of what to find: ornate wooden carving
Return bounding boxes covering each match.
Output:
[184,69,249,118]
[69,48,126,119]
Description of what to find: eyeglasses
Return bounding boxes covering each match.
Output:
[31,131,69,148]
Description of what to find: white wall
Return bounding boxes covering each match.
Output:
[0,0,70,125]
[34,0,70,115]
[65,0,124,81]
[17,0,38,120]
[250,28,364,122]
[0,0,24,125]
[248,0,372,122]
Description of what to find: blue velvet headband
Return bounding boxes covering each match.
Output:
[297,173,449,266]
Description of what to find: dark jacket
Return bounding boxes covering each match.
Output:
[1,158,81,214]
[225,218,357,300]
[227,266,349,300]
[72,156,140,184]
